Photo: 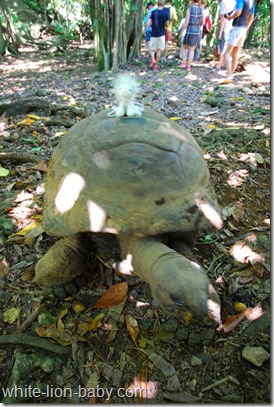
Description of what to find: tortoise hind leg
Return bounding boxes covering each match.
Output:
[35,233,91,287]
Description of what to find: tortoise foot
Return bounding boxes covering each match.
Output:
[35,234,90,287]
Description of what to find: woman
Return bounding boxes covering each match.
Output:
[179,0,205,71]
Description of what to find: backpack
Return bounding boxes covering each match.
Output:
[203,14,212,34]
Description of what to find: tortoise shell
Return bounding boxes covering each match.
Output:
[43,108,222,237]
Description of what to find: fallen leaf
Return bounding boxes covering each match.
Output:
[221,311,247,333]
[4,307,21,324]
[105,318,118,344]
[35,326,72,346]
[24,223,44,246]
[72,301,85,313]
[221,305,265,333]
[125,315,139,343]
[77,313,105,335]
[56,308,68,330]
[8,221,41,240]
[0,256,9,277]
[17,117,35,126]
[55,131,67,138]
[233,302,247,312]
[27,114,41,120]
[93,282,128,308]
[0,166,9,177]
[245,304,265,321]
[222,204,236,220]
[163,391,201,403]
[30,161,48,172]
[169,117,181,121]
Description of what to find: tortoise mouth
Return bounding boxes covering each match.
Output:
[153,291,209,323]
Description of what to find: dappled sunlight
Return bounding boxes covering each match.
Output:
[196,197,223,229]
[227,169,249,187]
[1,57,63,74]
[244,61,270,83]
[263,218,270,227]
[230,242,265,264]
[114,253,134,276]
[55,173,86,213]
[86,200,107,232]
[127,376,158,400]
[216,150,228,160]
[5,190,40,242]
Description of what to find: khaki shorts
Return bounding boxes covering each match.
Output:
[150,36,165,51]
[227,26,247,47]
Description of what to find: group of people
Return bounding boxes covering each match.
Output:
[143,0,255,83]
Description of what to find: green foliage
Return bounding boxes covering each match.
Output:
[0,0,270,53]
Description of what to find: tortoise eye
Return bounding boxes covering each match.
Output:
[170,294,184,307]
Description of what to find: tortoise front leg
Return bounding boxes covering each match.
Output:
[117,236,210,322]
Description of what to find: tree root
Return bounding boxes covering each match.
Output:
[0,333,70,355]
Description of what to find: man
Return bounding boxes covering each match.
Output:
[164,0,177,60]
[220,0,255,84]
[143,2,157,53]
[212,0,236,70]
[147,0,170,71]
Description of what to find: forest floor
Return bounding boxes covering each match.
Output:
[0,40,270,403]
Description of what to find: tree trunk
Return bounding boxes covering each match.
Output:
[89,0,144,71]
[0,22,7,55]
[0,0,22,55]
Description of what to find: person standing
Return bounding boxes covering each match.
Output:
[144,2,157,54]
[212,0,236,70]
[179,0,205,72]
[193,0,210,62]
[147,0,170,71]
[164,0,178,60]
[220,0,255,83]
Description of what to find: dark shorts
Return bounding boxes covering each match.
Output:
[183,32,200,47]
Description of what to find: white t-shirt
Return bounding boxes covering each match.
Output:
[220,0,236,34]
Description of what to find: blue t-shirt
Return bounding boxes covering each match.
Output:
[232,0,255,27]
[150,8,170,37]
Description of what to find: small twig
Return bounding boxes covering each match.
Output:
[0,151,41,163]
[227,263,251,274]
[17,303,45,333]
[224,232,254,246]
[201,375,240,393]
[0,333,70,355]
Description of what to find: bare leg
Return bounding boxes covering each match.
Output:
[164,42,168,59]
[155,48,161,65]
[181,45,188,64]
[187,45,196,67]
[150,50,156,63]
[231,46,241,73]
[224,44,234,79]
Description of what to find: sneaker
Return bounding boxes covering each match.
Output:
[152,59,156,64]
[179,62,186,68]
[153,65,159,71]
[186,65,191,72]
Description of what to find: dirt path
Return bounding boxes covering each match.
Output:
[0,43,270,403]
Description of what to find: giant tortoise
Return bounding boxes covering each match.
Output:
[35,107,223,323]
